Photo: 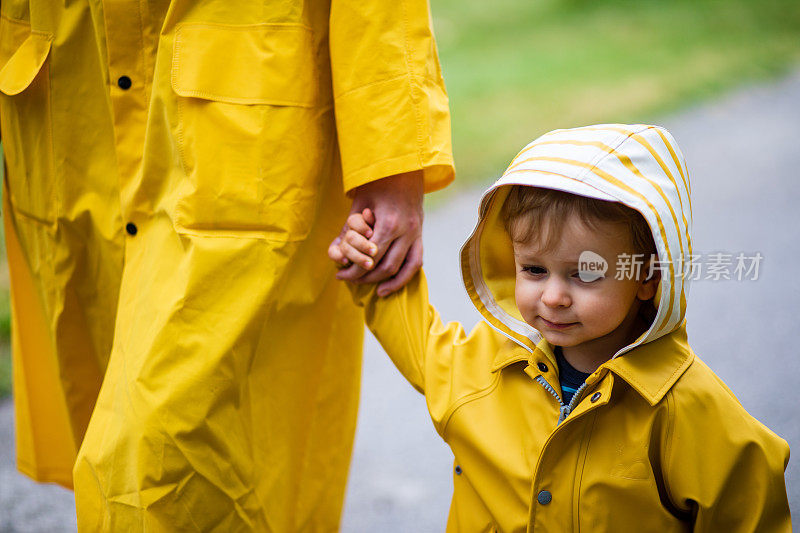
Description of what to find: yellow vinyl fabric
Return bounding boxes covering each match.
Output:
[353,125,790,531]
[0,0,453,530]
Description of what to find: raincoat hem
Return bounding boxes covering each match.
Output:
[16,459,74,490]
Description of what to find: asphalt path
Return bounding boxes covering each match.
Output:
[2,69,799,531]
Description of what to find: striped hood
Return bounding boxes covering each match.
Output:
[460,124,692,356]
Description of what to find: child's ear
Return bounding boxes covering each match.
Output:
[637,270,660,301]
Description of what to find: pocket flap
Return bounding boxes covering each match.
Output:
[0,21,52,96]
[172,23,318,107]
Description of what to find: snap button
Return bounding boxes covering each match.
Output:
[537,362,548,372]
[591,392,602,402]
[454,465,462,475]
[537,490,552,505]
[125,222,138,236]
[118,76,132,90]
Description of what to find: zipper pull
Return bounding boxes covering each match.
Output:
[557,404,570,424]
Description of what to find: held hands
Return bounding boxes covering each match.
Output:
[328,171,424,297]
[330,208,415,297]
[329,208,380,273]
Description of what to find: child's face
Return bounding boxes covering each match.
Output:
[512,212,657,361]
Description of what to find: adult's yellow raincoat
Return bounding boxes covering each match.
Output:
[354,125,791,531]
[0,0,453,530]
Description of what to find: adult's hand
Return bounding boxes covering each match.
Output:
[330,170,424,297]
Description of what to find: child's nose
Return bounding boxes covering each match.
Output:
[541,278,571,308]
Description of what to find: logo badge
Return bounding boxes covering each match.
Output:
[578,251,608,282]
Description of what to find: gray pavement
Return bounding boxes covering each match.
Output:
[3,69,800,531]
[0,401,78,532]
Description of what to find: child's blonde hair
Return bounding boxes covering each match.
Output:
[500,186,656,257]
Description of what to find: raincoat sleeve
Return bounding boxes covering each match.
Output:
[350,270,505,432]
[663,379,791,531]
[329,0,454,194]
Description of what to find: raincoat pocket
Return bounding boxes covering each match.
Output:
[0,14,55,224]
[171,23,325,241]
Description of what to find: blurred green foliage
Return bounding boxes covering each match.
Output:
[428,0,800,195]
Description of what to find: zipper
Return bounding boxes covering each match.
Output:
[534,375,589,425]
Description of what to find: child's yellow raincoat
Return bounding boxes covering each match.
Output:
[0,0,453,530]
[355,124,790,531]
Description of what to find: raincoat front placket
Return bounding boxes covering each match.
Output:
[99,0,158,229]
[524,363,615,531]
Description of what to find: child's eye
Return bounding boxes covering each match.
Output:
[522,265,547,275]
[573,271,604,283]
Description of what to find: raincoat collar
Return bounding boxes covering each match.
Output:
[489,324,692,407]
[489,339,534,372]
[601,323,694,405]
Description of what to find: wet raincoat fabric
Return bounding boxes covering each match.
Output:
[1,0,453,530]
[353,124,791,531]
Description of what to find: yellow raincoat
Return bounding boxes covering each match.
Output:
[354,125,790,531]
[1,0,453,530]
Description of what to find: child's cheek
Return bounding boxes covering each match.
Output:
[514,280,539,322]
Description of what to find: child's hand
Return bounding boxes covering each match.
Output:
[328,208,379,273]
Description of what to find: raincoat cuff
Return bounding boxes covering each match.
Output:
[335,75,454,194]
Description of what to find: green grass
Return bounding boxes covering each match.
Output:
[428,0,800,196]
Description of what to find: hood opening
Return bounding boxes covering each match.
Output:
[461,124,693,356]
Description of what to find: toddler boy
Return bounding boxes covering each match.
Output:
[331,124,790,531]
